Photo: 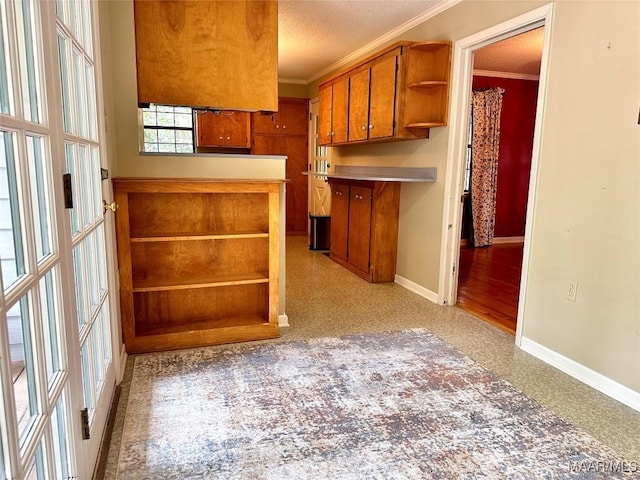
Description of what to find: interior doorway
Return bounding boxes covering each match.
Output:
[456,29,543,334]
[438,4,555,346]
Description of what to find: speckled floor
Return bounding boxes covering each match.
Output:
[101,236,639,478]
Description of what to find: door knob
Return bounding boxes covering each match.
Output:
[103,200,118,214]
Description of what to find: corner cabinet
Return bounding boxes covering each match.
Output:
[318,41,451,146]
[112,178,281,354]
[328,178,400,283]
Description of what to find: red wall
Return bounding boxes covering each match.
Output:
[472,76,539,238]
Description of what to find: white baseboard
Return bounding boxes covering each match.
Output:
[394,275,439,304]
[278,313,290,328]
[520,337,640,412]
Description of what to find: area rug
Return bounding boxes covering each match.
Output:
[117,329,631,479]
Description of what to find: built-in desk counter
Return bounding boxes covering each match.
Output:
[303,165,437,183]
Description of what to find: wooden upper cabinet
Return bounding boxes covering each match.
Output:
[368,55,398,140]
[253,98,308,136]
[134,0,277,111]
[319,77,349,144]
[318,41,451,146]
[195,110,250,148]
[318,84,333,145]
[348,68,370,142]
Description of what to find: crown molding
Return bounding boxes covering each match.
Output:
[306,0,462,84]
[278,78,308,85]
[473,69,540,81]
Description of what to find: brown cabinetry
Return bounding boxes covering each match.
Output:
[195,110,251,148]
[319,77,349,145]
[319,41,451,146]
[134,0,277,111]
[113,178,281,354]
[328,178,400,283]
[252,98,309,235]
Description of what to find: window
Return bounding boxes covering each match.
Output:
[141,104,194,153]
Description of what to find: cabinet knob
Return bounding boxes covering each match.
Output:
[369,125,374,129]
[361,125,366,130]
[226,136,230,140]
[276,124,280,128]
[219,136,223,140]
[282,125,286,129]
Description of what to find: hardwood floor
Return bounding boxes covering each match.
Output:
[456,243,524,334]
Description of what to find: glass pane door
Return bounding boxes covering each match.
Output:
[0,0,116,478]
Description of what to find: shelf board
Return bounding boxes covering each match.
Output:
[407,80,448,88]
[136,314,268,337]
[132,272,269,292]
[404,122,447,129]
[130,230,268,243]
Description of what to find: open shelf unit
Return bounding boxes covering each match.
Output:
[113,178,281,354]
[403,41,452,128]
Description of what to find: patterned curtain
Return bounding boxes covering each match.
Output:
[470,87,505,247]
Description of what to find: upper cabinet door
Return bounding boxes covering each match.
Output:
[318,84,333,145]
[196,110,225,147]
[332,77,349,144]
[223,111,251,148]
[277,101,308,136]
[368,55,398,140]
[134,0,278,111]
[348,69,370,142]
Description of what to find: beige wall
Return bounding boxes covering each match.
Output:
[279,82,310,99]
[310,0,639,393]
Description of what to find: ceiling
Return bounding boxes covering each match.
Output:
[278,0,454,83]
[473,27,544,77]
[278,1,543,84]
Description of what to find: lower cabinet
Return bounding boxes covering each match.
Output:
[328,178,400,283]
[112,178,281,354]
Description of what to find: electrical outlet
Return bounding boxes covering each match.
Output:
[567,280,578,302]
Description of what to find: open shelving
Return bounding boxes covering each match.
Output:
[113,178,281,354]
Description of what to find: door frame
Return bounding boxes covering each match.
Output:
[437,4,555,346]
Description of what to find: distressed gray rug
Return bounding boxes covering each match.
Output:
[117,329,631,479]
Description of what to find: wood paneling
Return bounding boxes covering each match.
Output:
[134,0,277,111]
[318,84,333,145]
[456,244,523,334]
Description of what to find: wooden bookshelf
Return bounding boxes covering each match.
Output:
[112,178,281,354]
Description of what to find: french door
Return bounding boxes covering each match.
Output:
[0,0,116,478]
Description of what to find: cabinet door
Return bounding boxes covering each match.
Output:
[329,182,349,261]
[332,77,349,143]
[318,84,333,145]
[253,135,308,235]
[283,136,309,235]
[347,185,372,273]
[348,68,370,142]
[253,112,278,134]
[277,101,308,136]
[224,111,250,147]
[368,55,398,140]
[196,110,225,147]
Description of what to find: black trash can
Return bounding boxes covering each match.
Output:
[309,215,331,250]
